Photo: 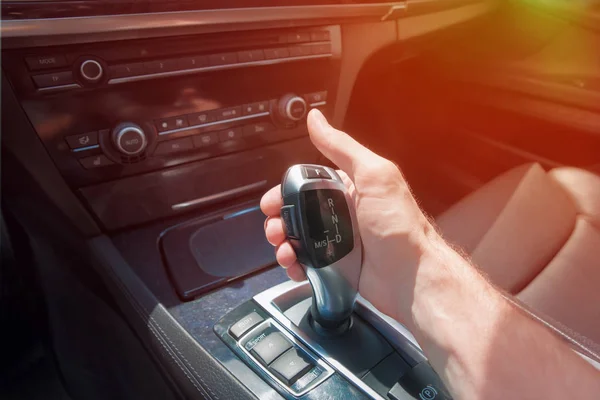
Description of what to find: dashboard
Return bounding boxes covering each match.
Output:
[0,1,498,400]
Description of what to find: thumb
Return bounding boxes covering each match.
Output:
[307,109,375,178]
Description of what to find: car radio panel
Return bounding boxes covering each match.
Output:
[2,25,341,230]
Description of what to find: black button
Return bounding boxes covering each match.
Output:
[243,122,274,136]
[109,63,146,79]
[305,91,328,104]
[251,332,293,366]
[80,60,103,82]
[218,127,242,142]
[288,99,307,120]
[311,43,332,55]
[65,131,98,149]
[264,47,290,60]
[361,353,411,398]
[79,155,114,169]
[216,106,242,121]
[289,46,313,57]
[118,129,146,154]
[305,166,331,180]
[310,31,331,42]
[32,71,74,88]
[238,50,265,63]
[175,55,208,70]
[287,32,311,43]
[229,312,264,339]
[155,116,188,132]
[144,59,179,74]
[154,137,194,156]
[26,54,68,71]
[209,52,238,66]
[243,101,269,115]
[193,132,219,148]
[280,205,299,239]
[187,111,216,126]
[389,362,453,400]
[269,348,314,386]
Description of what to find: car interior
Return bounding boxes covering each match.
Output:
[2,0,600,399]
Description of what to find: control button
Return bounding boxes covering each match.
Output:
[305,166,331,180]
[361,352,411,398]
[112,123,148,156]
[289,46,313,57]
[310,31,331,42]
[278,94,307,122]
[264,47,290,60]
[229,312,264,339]
[187,111,216,126]
[251,332,293,366]
[280,205,299,239]
[238,50,265,63]
[216,106,242,121]
[269,348,314,386]
[193,132,219,148]
[32,71,74,88]
[79,60,103,83]
[243,122,274,136]
[155,116,188,132]
[25,54,68,71]
[287,32,311,43]
[305,91,328,104]
[311,43,332,55]
[79,155,114,169]
[291,366,324,393]
[154,137,194,156]
[218,127,242,142]
[109,63,145,79]
[209,52,238,66]
[144,59,179,74]
[175,55,208,70]
[243,101,269,115]
[65,131,99,149]
[389,362,453,400]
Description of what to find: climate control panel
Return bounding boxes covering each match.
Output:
[65,91,326,173]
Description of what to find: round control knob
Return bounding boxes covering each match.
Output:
[112,123,148,156]
[79,59,104,83]
[278,94,308,122]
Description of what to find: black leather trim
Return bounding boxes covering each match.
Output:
[88,235,257,400]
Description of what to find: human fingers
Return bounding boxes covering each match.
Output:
[264,217,286,246]
[260,184,282,217]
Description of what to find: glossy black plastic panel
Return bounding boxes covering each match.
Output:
[161,207,276,299]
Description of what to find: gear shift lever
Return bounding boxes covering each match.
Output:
[280,164,362,332]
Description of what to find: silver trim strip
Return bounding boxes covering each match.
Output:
[237,319,335,396]
[171,180,268,211]
[254,280,426,400]
[109,54,333,86]
[2,4,403,46]
[159,112,270,136]
[309,101,327,107]
[37,83,81,92]
[72,144,100,153]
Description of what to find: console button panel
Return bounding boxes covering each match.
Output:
[215,304,335,398]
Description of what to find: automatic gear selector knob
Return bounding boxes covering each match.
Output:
[280,164,362,332]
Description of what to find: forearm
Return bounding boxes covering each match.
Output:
[403,234,600,400]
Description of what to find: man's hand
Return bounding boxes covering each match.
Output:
[260,109,600,400]
[260,108,435,322]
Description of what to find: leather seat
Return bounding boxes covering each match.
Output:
[436,163,600,344]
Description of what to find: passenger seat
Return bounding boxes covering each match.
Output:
[436,163,600,344]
